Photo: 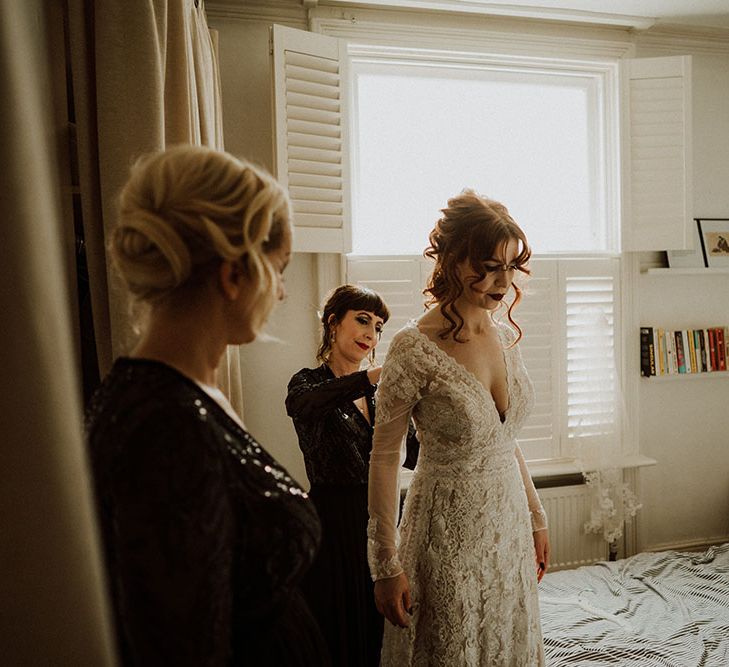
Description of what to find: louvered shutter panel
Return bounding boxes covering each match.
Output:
[348,256,622,463]
[272,25,350,253]
[346,256,430,359]
[509,260,561,461]
[622,55,692,251]
[562,259,620,451]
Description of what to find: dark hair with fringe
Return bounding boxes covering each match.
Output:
[423,189,531,345]
[316,284,390,364]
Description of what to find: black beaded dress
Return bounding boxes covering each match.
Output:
[286,365,418,667]
[86,358,329,666]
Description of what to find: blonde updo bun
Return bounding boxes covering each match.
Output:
[111,145,291,307]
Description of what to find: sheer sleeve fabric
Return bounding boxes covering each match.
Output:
[500,321,548,533]
[286,368,374,421]
[515,443,548,532]
[368,330,426,581]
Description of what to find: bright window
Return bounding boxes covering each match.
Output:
[351,61,615,256]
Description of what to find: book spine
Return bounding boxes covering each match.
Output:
[708,328,717,371]
[640,327,654,377]
[718,327,727,371]
[683,330,694,374]
[692,330,702,373]
[705,328,713,371]
[657,328,666,376]
[649,328,661,375]
[666,330,676,374]
[675,330,686,373]
[698,329,708,372]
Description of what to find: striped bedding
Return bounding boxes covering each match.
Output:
[539,543,729,666]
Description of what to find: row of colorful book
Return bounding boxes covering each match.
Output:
[640,326,728,377]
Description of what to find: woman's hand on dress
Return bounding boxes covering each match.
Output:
[367,366,383,385]
[374,572,411,628]
[533,529,550,583]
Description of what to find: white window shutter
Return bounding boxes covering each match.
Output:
[346,256,430,359]
[510,260,561,461]
[561,258,621,456]
[621,55,693,251]
[508,258,621,461]
[271,25,350,253]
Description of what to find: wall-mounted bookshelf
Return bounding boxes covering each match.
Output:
[640,326,728,378]
[644,268,729,276]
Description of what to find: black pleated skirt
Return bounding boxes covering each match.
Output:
[301,483,383,667]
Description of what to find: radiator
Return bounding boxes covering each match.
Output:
[539,484,609,571]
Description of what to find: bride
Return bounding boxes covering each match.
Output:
[367,190,550,666]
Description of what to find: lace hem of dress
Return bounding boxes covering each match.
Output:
[367,519,403,581]
[530,508,548,532]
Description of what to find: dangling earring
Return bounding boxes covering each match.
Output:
[331,329,336,342]
[369,348,376,367]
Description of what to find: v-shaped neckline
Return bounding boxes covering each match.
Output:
[409,321,511,424]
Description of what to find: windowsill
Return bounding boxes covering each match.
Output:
[399,454,657,490]
[528,454,657,480]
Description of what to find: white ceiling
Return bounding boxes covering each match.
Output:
[327,0,729,28]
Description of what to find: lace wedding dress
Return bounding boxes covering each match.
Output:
[368,321,547,666]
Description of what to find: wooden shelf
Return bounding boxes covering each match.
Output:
[644,267,729,275]
[642,371,729,381]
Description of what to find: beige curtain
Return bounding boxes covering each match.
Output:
[0,2,115,663]
[68,0,244,413]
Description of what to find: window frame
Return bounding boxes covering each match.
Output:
[345,43,627,466]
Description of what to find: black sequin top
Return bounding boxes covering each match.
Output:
[286,365,419,487]
[85,358,327,666]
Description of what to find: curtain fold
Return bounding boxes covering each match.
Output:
[0,2,115,662]
[68,0,244,414]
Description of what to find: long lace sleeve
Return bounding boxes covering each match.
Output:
[286,368,374,421]
[368,330,426,581]
[515,443,548,532]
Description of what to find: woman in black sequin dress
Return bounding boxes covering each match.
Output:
[85,146,329,666]
[286,285,419,666]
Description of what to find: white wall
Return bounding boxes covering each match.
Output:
[209,4,729,541]
[210,10,316,486]
[632,41,729,551]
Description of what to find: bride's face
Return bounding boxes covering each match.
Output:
[456,238,520,311]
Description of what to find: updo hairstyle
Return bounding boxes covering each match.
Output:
[110,145,291,320]
[424,189,531,344]
[316,284,390,365]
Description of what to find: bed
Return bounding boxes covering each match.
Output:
[539,543,729,666]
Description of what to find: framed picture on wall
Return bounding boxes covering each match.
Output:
[698,218,729,268]
[667,219,706,269]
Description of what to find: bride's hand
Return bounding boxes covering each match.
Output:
[374,572,411,628]
[534,529,550,583]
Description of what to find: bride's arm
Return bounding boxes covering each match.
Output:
[368,331,423,626]
[515,444,548,532]
[515,443,550,580]
[369,406,414,627]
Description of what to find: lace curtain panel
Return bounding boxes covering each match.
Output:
[573,304,641,544]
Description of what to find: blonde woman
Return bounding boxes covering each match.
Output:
[368,191,550,666]
[85,146,329,666]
